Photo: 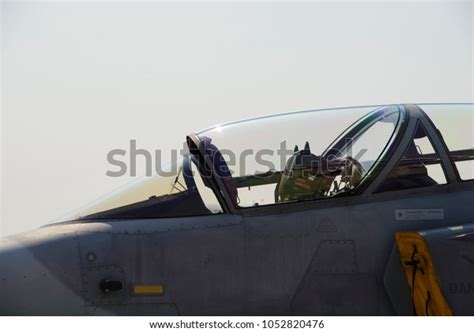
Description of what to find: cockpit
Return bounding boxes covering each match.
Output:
[190,105,403,209]
[57,104,473,222]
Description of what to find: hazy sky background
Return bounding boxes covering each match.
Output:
[1,1,472,236]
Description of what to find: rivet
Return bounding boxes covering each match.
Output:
[87,252,96,262]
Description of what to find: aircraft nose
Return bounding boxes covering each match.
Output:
[0,229,85,315]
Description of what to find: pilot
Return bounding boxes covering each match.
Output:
[277,142,363,202]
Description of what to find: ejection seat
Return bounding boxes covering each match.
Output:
[377,139,438,192]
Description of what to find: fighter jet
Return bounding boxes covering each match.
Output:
[1,103,473,315]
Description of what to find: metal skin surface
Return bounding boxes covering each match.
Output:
[0,104,473,315]
[414,224,474,316]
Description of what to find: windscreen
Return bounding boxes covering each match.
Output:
[55,154,223,222]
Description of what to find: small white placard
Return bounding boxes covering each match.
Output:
[395,209,444,221]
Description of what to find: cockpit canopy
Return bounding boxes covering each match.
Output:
[194,105,403,207]
[56,104,472,222]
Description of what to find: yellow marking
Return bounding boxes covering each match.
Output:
[133,284,164,295]
[395,232,452,316]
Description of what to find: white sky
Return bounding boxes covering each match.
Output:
[1,1,473,236]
